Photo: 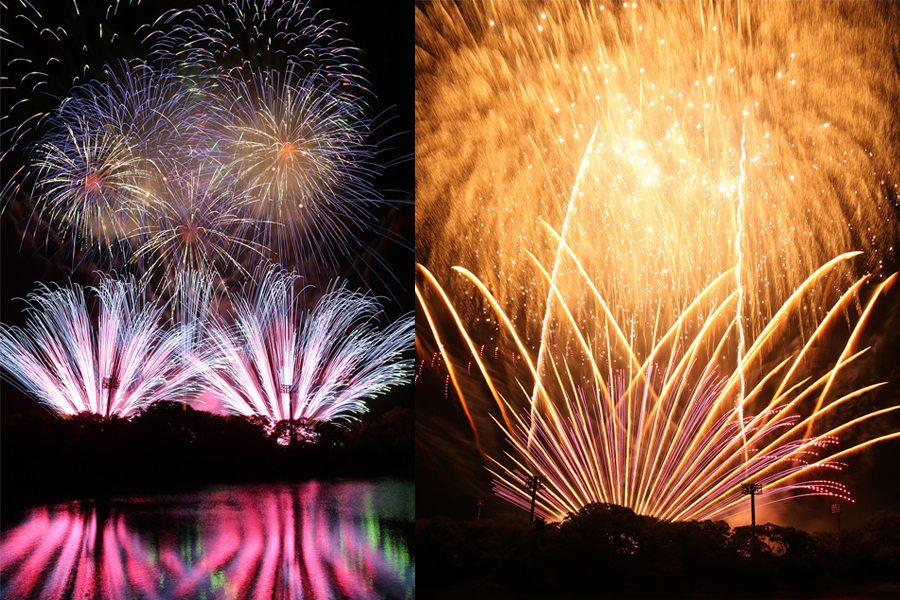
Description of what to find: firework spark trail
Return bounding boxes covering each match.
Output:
[0,275,195,418]
[530,123,601,444]
[0,1,148,169]
[416,0,900,521]
[147,0,367,90]
[192,269,412,440]
[736,123,749,472]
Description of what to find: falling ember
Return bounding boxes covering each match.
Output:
[416,1,900,522]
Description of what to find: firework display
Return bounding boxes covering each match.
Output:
[0,276,193,418]
[192,269,413,442]
[1,1,411,428]
[2,0,393,280]
[416,1,899,521]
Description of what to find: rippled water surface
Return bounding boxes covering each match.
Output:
[1,479,414,600]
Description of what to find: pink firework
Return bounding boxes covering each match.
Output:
[192,268,412,441]
[0,275,195,418]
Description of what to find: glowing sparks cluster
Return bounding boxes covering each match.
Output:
[416,1,900,522]
[192,269,414,439]
[3,0,387,280]
[0,276,193,418]
[416,1,899,341]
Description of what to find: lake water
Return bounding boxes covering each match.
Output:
[0,478,414,600]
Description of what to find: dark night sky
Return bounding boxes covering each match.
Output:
[0,1,413,419]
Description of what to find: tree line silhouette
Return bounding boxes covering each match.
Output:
[1,400,413,521]
[417,502,900,598]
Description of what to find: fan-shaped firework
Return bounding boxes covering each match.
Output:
[416,0,900,522]
[430,255,899,521]
[0,275,194,418]
[192,269,412,442]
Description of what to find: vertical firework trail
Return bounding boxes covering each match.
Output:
[530,124,602,446]
[416,1,900,521]
[736,124,748,470]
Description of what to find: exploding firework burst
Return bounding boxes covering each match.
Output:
[0,275,195,418]
[147,0,367,89]
[192,268,413,442]
[129,164,264,279]
[417,0,899,339]
[219,67,388,272]
[3,0,408,289]
[416,0,900,522]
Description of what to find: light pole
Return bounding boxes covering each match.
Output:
[102,376,120,420]
[524,474,545,523]
[476,498,483,520]
[280,383,294,445]
[831,503,841,533]
[741,482,763,548]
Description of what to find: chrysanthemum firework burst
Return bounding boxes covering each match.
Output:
[221,68,386,271]
[193,269,413,441]
[129,164,264,279]
[0,275,195,418]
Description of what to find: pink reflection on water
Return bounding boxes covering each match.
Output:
[1,481,413,600]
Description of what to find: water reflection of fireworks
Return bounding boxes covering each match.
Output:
[0,481,414,600]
